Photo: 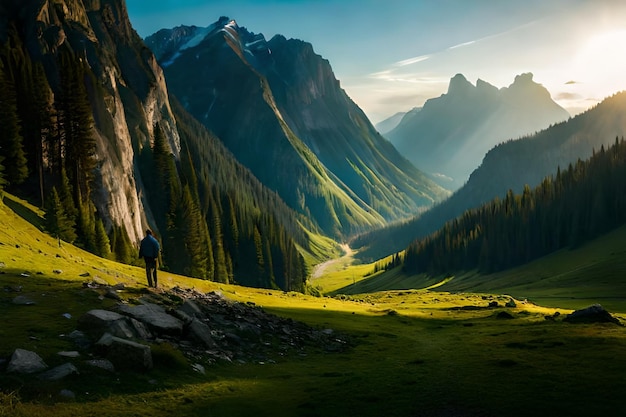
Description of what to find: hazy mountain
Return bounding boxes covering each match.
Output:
[386,73,570,189]
[145,20,449,238]
[0,0,312,290]
[375,110,414,135]
[353,91,626,262]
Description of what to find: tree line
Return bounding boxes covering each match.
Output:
[401,137,626,276]
[0,26,309,292]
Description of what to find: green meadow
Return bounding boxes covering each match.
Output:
[2,194,626,417]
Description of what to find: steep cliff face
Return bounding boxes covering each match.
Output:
[0,0,311,290]
[3,0,179,242]
[387,73,570,189]
[146,20,449,237]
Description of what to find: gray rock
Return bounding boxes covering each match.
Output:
[84,359,115,373]
[179,300,205,319]
[564,304,621,325]
[7,349,48,374]
[58,389,76,400]
[38,363,79,381]
[97,334,152,371]
[57,351,80,358]
[187,319,217,348]
[118,303,183,336]
[77,309,128,340]
[68,330,91,350]
[12,295,35,305]
[130,318,153,340]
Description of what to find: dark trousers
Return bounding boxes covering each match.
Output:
[145,257,158,287]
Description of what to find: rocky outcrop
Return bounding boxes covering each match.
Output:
[563,304,621,325]
[4,0,181,243]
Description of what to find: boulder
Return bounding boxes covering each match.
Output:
[563,304,621,325]
[118,303,183,336]
[7,349,48,374]
[77,309,127,339]
[187,319,217,348]
[96,333,153,371]
[38,363,79,381]
[12,295,35,305]
[179,300,205,319]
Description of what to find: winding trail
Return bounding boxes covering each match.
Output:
[311,243,353,280]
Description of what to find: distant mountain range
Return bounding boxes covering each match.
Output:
[385,73,570,189]
[353,91,626,261]
[375,110,411,135]
[145,20,450,238]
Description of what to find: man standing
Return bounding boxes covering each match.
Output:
[139,229,161,288]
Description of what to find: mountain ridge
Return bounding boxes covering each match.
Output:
[145,19,450,238]
[386,72,570,189]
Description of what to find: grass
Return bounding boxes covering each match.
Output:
[3,194,626,416]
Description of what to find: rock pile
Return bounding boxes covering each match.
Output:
[2,284,350,383]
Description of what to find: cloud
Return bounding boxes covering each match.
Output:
[393,55,431,67]
[565,80,579,85]
[555,92,582,100]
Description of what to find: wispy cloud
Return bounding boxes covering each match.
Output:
[448,40,476,50]
[393,55,430,67]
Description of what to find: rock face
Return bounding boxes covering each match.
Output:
[2,0,180,242]
[386,73,570,189]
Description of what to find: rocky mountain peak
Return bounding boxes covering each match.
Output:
[447,73,473,95]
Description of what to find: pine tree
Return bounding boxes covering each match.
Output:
[94,218,111,259]
[56,49,96,204]
[0,61,28,186]
[44,187,77,243]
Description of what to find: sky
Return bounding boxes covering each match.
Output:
[125,0,626,124]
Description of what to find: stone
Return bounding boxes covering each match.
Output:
[563,304,621,325]
[58,351,80,358]
[12,295,35,305]
[97,334,152,371]
[38,363,79,381]
[85,359,115,373]
[179,300,205,319]
[58,389,76,400]
[104,289,122,301]
[77,309,128,340]
[118,303,184,336]
[187,319,217,348]
[68,330,91,350]
[7,349,48,374]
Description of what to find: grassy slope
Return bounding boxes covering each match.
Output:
[330,225,626,313]
[2,195,626,417]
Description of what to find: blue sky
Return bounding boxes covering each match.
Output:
[126,0,626,123]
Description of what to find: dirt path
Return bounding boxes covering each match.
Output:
[311,243,352,280]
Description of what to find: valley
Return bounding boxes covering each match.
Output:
[1,1,626,416]
[2,193,626,417]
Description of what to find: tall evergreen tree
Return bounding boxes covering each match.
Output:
[94,218,111,259]
[56,49,96,204]
[0,61,28,186]
[44,187,77,243]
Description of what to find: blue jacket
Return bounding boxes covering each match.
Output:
[139,234,160,259]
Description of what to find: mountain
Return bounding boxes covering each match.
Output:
[145,21,450,238]
[375,110,413,135]
[352,91,626,262]
[386,73,570,189]
[402,136,626,276]
[0,0,313,290]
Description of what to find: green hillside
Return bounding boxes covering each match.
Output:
[3,193,626,417]
[332,224,626,312]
